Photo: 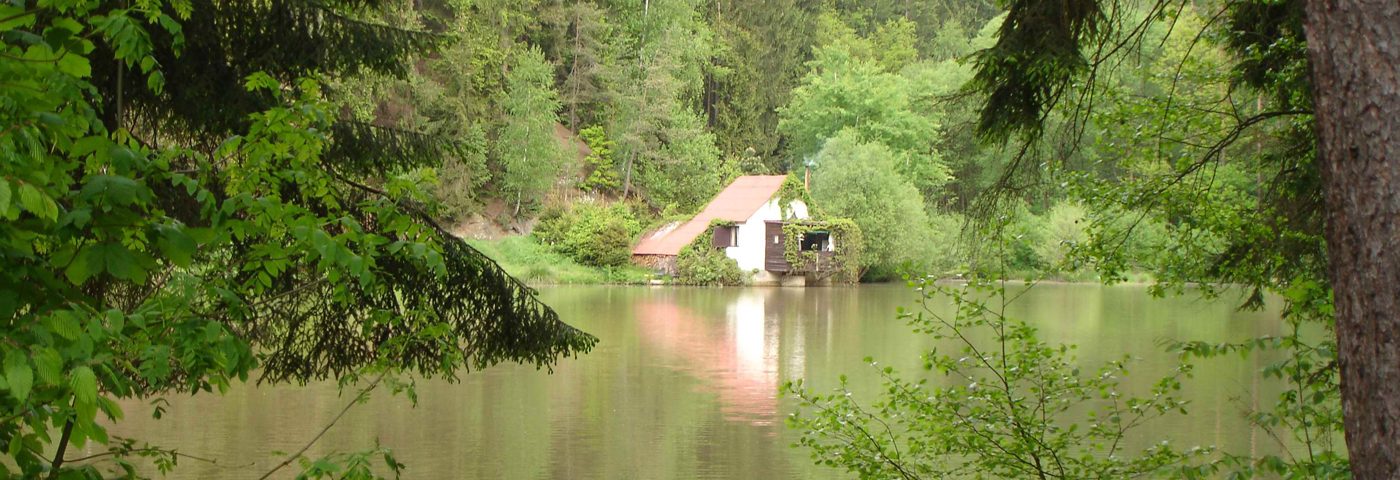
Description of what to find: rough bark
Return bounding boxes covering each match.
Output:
[1302,1,1400,476]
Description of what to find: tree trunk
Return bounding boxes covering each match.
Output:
[621,151,635,199]
[1302,1,1400,476]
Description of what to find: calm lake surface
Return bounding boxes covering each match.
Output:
[92,284,1291,479]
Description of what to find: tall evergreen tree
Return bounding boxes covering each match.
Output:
[541,0,616,130]
[705,0,819,167]
[89,0,592,381]
[608,10,723,211]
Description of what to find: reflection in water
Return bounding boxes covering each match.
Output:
[635,289,786,424]
[89,285,1289,479]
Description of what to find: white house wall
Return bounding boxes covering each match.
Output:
[724,199,809,275]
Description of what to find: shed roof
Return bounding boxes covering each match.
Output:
[632,175,789,256]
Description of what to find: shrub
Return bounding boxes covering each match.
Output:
[1035,201,1089,272]
[676,242,747,286]
[998,202,1048,274]
[676,223,747,286]
[534,202,641,267]
[533,204,570,245]
[784,279,1198,478]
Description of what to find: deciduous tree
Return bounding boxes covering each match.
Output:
[495,46,570,216]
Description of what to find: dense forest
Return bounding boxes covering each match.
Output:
[340,0,1014,280]
[356,0,1358,475]
[339,0,1294,285]
[7,0,1397,476]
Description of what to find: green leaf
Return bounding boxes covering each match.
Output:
[12,29,41,46]
[49,311,82,340]
[108,146,139,169]
[146,70,164,93]
[18,183,45,218]
[59,206,92,228]
[56,53,90,78]
[0,180,10,215]
[244,72,279,92]
[72,366,97,405]
[43,25,75,51]
[157,226,196,267]
[4,351,33,402]
[78,175,149,207]
[71,136,110,158]
[96,396,124,421]
[6,432,20,458]
[214,136,243,158]
[65,244,106,285]
[52,17,84,35]
[40,196,58,221]
[36,112,65,127]
[186,227,216,245]
[104,245,147,283]
[105,309,125,334]
[0,5,34,31]
[33,348,61,385]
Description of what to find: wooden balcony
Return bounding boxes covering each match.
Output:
[764,221,838,273]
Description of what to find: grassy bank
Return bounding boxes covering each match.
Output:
[468,236,1158,287]
[468,236,654,285]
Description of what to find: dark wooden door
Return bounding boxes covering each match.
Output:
[764,222,789,272]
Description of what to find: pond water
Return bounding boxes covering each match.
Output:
[91,284,1291,479]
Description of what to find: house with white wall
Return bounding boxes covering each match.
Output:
[632,175,841,286]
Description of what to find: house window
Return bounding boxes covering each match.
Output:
[800,231,831,252]
[713,225,739,248]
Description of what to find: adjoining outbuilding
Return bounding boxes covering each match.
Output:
[632,175,860,286]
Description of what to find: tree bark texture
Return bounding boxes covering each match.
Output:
[1303,1,1400,476]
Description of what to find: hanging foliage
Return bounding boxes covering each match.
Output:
[0,2,596,477]
[776,174,815,218]
[781,220,863,283]
[675,221,747,286]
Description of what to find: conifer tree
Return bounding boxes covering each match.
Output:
[0,2,597,476]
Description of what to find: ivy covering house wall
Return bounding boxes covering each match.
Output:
[676,221,748,286]
[670,175,863,285]
[782,220,863,283]
[778,174,864,283]
[777,174,816,218]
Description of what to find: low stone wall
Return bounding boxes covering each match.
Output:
[631,254,677,275]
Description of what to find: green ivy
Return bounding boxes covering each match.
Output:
[675,221,746,286]
[780,220,863,283]
[776,174,814,219]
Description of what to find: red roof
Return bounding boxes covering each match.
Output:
[632,175,788,256]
